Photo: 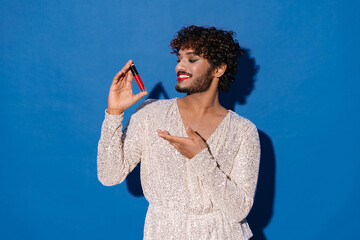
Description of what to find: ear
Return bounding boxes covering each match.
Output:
[213,63,227,78]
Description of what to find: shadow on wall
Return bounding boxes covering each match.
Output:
[126,50,275,240]
[247,131,276,240]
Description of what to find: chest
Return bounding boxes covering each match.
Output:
[185,122,216,141]
[144,107,240,178]
[180,113,226,141]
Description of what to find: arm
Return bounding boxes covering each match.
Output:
[97,110,141,186]
[97,60,148,186]
[189,124,260,223]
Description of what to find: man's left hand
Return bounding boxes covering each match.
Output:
[156,127,207,159]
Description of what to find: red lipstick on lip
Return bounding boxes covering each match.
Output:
[177,72,191,81]
[130,63,145,91]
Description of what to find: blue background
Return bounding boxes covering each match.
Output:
[1,0,359,239]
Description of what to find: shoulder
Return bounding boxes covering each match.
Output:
[125,99,176,130]
[131,98,176,118]
[228,111,258,135]
[144,98,175,109]
[135,98,175,112]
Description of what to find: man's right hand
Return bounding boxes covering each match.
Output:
[107,60,148,115]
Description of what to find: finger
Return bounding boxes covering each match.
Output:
[158,133,186,144]
[133,90,148,103]
[156,129,169,137]
[156,130,174,140]
[186,127,199,140]
[160,135,180,149]
[112,60,134,85]
[112,70,125,85]
[126,67,134,82]
[123,59,133,70]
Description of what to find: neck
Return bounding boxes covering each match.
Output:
[180,79,223,116]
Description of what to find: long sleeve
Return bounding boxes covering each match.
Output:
[189,123,260,223]
[97,101,149,186]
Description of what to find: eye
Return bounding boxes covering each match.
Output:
[188,59,198,63]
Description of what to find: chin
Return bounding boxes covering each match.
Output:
[175,82,187,92]
[175,86,208,94]
[175,85,187,93]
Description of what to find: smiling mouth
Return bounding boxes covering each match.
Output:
[177,72,192,81]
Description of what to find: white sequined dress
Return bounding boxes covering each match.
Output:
[97,98,260,240]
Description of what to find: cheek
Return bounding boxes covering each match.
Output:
[189,65,200,75]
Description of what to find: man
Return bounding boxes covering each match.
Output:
[97,25,260,240]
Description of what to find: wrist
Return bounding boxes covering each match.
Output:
[106,108,124,115]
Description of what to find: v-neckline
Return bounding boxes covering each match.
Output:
[174,98,230,143]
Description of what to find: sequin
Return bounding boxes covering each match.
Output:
[97,98,260,240]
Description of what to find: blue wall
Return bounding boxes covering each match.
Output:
[1,0,359,239]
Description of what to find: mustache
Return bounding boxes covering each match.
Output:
[177,71,192,77]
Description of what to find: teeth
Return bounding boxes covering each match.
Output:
[179,75,190,78]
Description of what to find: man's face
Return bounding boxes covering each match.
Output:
[175,48,214,94]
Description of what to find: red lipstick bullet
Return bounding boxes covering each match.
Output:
[130,63,145,91]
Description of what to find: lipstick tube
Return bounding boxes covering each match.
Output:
[130,63,145,91]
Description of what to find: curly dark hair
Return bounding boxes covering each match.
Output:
[170,25,244,92]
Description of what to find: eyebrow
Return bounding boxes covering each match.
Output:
[177,52,198,57]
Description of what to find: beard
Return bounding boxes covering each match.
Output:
[175,67,213,94]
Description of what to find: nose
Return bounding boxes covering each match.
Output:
[175,59,186,73]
